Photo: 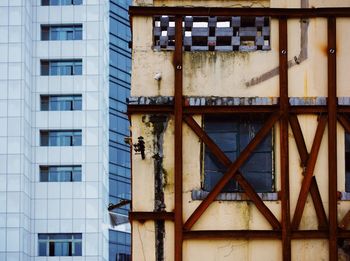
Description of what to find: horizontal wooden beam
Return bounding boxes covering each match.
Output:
[129,211,174,221]
[129,6,350,18]
[127,105,173,114]
[183,230,281,239]
[183,230,330,240]
[127,105,332,115]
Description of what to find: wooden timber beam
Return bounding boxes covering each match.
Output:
[279,17,291,261]
[338,114,350,133]
[129,6,350,18]
[183,230,330,240]
[327,16,338,261]
[129,211,175,221]
[127,104,329,115]
[291,115,327,230]
[183,112,281,231]
[183,115,281,230]
[289,115,329,230]
[174,15,183,261]
[339,210,350,230]
[183,230,282,240]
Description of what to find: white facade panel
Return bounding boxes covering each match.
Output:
[0,0,109,260]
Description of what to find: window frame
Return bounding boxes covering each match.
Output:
[40,60,83,76]
[41,24,83,41]
[201,114,275,194]
[38,233,82,256]
[40,130,82,146]
[40,94,82,111]
[40,165,82,182]
[41,0,82,6]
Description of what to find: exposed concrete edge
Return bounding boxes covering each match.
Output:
[339,192,350,201]
[191,189,279,201]
[128,96,350,106]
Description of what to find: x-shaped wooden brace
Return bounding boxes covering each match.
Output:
[337,113,350,230]
[183,112,282,231]
[289,114,328,230]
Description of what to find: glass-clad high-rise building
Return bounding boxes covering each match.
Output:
[109,0,132,260]
[0,0,132,260]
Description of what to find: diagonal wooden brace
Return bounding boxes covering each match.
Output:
[289,115,328,229]
[291,115,327,230]
[183,112,281,231]
[184,115,281,230]
[338,114,350,133]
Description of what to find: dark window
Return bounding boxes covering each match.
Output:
[40,95,82,111]
[40,165,81,182]
[40,60,82,76]
[41,0,82,6]
[41,25,82,41]
[40,130,82,146]
[203,115,273,193]
[38,233,82,256]
[345,133,350,192]
[154,16,270,51]
[117,253,131,261]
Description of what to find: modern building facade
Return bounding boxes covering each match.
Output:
[0,0,131,260]
[129,0,350,260]
[108,0,131,260]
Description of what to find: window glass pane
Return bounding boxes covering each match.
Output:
[73,242,82,256]
[75,28,82,40]
[203,115,273,193]
[74,63,82,75]
[41,61,49,76]
[74,97,82,110]
[73,133,82,146]
[66,31,74,40]
[72,170,81,181]
[40,96,49,110]
[38,242,47,256]
[40,132,49,146]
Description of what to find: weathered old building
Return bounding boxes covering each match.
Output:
[128,0,350,260]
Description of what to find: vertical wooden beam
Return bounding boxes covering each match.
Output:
[327,16,338,261]
[174,15,183,261]
[279,17,291,261]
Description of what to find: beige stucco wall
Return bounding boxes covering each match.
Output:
[130,0,350,260]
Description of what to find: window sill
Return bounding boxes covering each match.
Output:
[339,192,350,201]
[191,189,279,201]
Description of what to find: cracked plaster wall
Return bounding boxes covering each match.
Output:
[130,0,350,260]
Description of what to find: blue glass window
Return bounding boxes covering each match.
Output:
[41,60,82,76]
[41,95,82,111]
[40,130,82,146]
[38,233,82,256]
[41,0,82,5]
[109,230,131,261]
[203,115,273,193]
[345,133,350,192]
[40,165,81,182]
[41,25,82,41]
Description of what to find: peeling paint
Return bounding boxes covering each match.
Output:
[143,115,169,261]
